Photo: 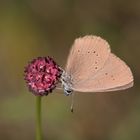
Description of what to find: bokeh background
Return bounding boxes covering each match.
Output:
[0,0,139,140]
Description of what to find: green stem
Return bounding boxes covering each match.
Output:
[36,96,43,140]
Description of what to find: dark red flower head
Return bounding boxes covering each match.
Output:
[24,57,62,96]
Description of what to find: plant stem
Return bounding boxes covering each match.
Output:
[36,96,43,140]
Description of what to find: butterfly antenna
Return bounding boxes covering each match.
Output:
[70,93,75,113]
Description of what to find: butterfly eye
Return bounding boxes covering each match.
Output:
[67,90,72,93]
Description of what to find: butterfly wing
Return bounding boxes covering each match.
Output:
[72,53,133,92]
[65,35,111,82]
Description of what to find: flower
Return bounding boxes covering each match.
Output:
[24,57,62,96]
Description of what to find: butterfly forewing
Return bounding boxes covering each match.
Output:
[65,36,111,82]
[72,53,133,92]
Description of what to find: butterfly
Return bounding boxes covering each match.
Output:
[58,35,134,97]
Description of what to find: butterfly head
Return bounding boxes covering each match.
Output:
[60,71,73,96]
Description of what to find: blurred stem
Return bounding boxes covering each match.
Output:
[36,96,43,140]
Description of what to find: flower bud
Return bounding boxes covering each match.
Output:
[24,57,62,96]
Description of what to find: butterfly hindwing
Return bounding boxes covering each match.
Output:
[72,53,133,92]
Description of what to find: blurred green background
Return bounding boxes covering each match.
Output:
[0,0,139,140]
